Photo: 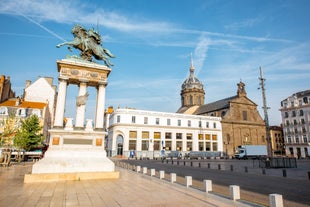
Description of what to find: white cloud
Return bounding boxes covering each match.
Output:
[193,36,210,75]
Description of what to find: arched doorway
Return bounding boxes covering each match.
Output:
[116,135,124,156]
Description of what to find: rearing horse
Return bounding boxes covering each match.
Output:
[56,25,115,67]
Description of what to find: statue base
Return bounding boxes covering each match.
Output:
[24,128,118,183]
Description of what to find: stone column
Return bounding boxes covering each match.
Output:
[95,82,107,130]
[53,77,68,128]
[75,80,88,128]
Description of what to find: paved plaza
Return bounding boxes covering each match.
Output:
[0,162,263,207]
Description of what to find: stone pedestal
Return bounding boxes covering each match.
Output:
[24,59,118,183]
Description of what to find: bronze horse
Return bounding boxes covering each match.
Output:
[57,25,115,67]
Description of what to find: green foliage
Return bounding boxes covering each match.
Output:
[13,115,44,151]
[0,114,17,147]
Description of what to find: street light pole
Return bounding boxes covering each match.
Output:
[258,67,272,157]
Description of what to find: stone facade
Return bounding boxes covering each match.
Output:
[177,63,267,157]
[195,82,266,157]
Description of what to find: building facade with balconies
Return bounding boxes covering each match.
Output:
[280,90,310,158]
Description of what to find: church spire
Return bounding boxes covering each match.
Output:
[189,53,195,79]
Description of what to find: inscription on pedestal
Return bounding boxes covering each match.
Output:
[63,138,92,145]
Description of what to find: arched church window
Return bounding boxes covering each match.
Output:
[190,96,193,105]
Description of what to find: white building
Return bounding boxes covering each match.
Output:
[24,77,57,127]
[107,108,222,158]
[280,90,310,158]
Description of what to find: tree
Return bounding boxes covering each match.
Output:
[0,114,17,148]
[14,115,44,151]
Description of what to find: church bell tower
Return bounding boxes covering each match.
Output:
[180,57,205,107]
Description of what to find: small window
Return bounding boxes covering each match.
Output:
[198,121,202,127]
[129,131,137,138]
[177,120,181,126]
[132,116,136,123]
[213,122,217,129]
[165,132,172,139]
[242,111,247,120]
[142,131,149,139]
[186,133,192,140]
[292,111,296,117]
[206,122,209,128]
[156,118,160,125]
[187,120,191,127]
[154,132,161,139]
[117,115,120,123]
[144,117,148,124]
[299,110,304,116]
[284,112,288,118]
[167,118,171,126]
[176,133,182,139]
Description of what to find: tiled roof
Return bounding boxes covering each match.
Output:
[0,99,46,109]
[194,95,237,115]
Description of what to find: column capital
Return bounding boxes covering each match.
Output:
[58,76,69,82]
[98,81,108,87]
[79,78,89,83]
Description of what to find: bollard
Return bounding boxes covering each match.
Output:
[172,160,174,165]
[150,169,155,177]
[170,173,176,183]
[177,161,179,165]
[218,164,221,170]
[166,159,168,164]
[230,165,234,171]
[184,161,186,166]
[308,171,310,180]
[142,167,147,175]
[208,163,210,169]
[199,162,201,168]
[229,185,240,200]
[162,159,164,163]
[191,162,193,167]
[203,180,212,193]
[159,170,165,179]
[269,194,283,207]
[282,169,287,177]
[136,166,141,173]
[245,166,248,173]
[185,176,192,187]
[262,168,266,175]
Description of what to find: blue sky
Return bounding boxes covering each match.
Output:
[0,0,309,126]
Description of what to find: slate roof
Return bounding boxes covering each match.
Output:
[194,95,237,115]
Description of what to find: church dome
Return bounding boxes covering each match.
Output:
[182,64,204,90]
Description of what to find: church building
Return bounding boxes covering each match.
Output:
[177,61,267,157]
